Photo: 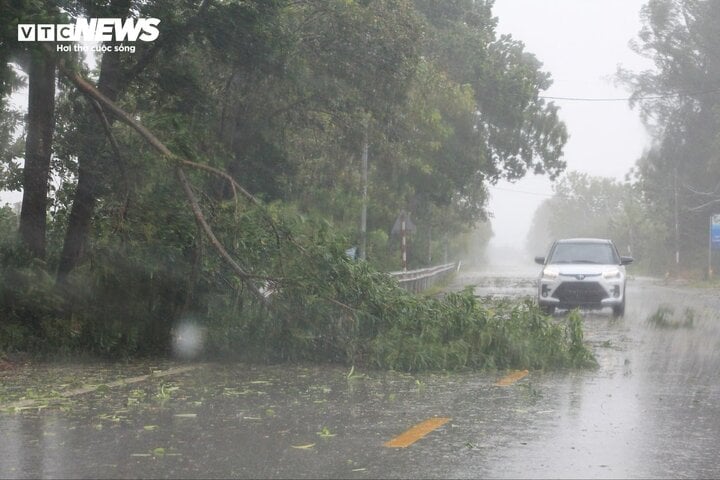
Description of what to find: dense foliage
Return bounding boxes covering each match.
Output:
[0,0,588,369]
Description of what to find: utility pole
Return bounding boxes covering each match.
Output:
[427,226,432,265]
[674,167,680,267]
[443,233,448,264]
[360,127,368,261]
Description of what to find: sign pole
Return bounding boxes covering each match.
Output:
[708,214,720,280]
[710,214,720,279]
[391,211,415,270]
[401,212,407,272]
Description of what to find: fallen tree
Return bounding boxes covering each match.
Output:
[0,50,596,372]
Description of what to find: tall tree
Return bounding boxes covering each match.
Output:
[0,1,62,258]
[56,0,212,280]
[620,0,720,272]
[416,0,567,183]
[18,51,55,258]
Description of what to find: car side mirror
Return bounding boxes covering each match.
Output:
[534,256,546,265]
[620,256,634,265]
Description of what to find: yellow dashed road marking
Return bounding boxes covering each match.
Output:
[495,369,529,386]
[384,417,451,448]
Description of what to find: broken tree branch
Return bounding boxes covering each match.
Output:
[88,97,132,225]
[52,50,270,306]
[180,158,286,250]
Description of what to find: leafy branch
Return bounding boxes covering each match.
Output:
[51,48,271,305]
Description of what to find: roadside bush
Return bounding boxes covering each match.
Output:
[646,304,695,329]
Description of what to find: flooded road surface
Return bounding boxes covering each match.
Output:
[2,269,720,478]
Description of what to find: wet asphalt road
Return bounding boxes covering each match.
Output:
[2,266,720,479]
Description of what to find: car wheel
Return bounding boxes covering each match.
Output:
[612,298,625,317]
[540,304,555,315]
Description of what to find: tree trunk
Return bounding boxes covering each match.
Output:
[19,53,55,259]
[56,48,124,281]
[56,0,210,281]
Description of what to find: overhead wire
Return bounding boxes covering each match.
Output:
[488,185,555,197]
[538,88,720,102]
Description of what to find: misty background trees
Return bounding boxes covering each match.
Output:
[527,0,720,277]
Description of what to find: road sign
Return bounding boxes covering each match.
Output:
[391,211,416,236]
[712,214,720,250]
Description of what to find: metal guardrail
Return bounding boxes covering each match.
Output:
[388,262,460,293]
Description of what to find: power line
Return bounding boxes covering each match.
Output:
[488,185,555,197]
[539,89,720,102]
[489,185,585,201]
[540,95,643,102]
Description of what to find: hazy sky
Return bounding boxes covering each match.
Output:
[488,0,654,252]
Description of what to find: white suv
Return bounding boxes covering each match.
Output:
[535,238,633,316]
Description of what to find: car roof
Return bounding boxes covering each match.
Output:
[555,238,613,244]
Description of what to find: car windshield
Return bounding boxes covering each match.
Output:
[548,243,618,265]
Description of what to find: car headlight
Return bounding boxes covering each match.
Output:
[542,267,559,279]
[603,268,621,279]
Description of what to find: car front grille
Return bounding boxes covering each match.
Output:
[552,281,608,305]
